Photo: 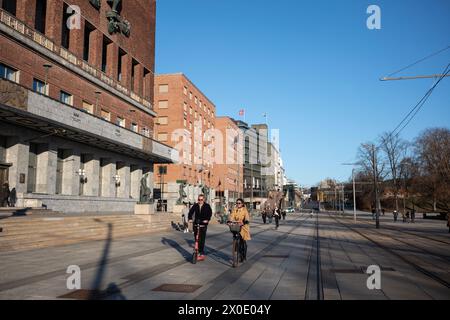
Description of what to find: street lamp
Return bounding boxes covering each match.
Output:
[342,163,359,222]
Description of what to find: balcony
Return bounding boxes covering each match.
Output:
[0,8,153,111]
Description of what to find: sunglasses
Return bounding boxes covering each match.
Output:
[198,199,205,202]
[236,202,243,205]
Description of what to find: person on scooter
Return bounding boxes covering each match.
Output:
[188,194,212,261]
[228,198,251,262]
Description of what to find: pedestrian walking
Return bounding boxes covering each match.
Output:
[406,211,410,223]
[411,209,416,223]
[402,211,407,223]
[382,208,386,216]
[274,207,280,230]
[393,210,398,222]
[9,188,17,207]
[188,194,212,261]
[1,182,10,207]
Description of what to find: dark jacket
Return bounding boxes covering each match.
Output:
[188,203,213,225]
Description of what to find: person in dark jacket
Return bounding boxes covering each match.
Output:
[1,182,10,207]
[188,194,212,261]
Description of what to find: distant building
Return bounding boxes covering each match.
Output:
[153,73,216,212]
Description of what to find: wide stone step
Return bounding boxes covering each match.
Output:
[0,227,172,253]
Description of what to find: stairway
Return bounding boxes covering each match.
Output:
[0,212,181,253]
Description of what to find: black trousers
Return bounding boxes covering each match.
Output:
[262,213,267,224]
[193,225,208,255]
[275,215,279,228]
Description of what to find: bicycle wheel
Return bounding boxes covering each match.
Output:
[232,239,239,268]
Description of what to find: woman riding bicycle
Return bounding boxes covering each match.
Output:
[228,198,251,262]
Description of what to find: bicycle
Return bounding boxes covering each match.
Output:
[228,221,244,268]
[192,223,207,264]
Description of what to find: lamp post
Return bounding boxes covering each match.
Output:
[342,163,359,222]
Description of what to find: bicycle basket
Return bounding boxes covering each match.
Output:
[229,224,241,233]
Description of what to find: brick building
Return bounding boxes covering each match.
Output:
[0,0,177,212]
[214,117,243,209]
[153,73,216,212]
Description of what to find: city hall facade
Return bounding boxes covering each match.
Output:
[0,0,177,212]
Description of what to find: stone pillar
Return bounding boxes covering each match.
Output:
[62,149,80,195]
[130,165,142,200]
[117,163,130,198]
[100,159,115,198]
[84,155,99,196]
[6,137,29,195]
[106,42,118,79]
[133,63,144,96]
[35,143,57,194]
[89,29,103,70]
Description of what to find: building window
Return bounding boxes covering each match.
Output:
[116,116,125,127]
[33,78,48,95]
[194,96,198,105]
[189,122,192,130]
[189,107,193,115]
[157,133,168,142]
[35,0,47,34]
[131,59,139,92]
[0,63,19,83]
[61,3,71,49]
[158,100,168,109]
[102,36,112,73]
[101,109,110,121]
[183,86,188,95]
[131,123,138,132]
[60,91,73,105]
[2,0,17,16]
[158,117,168,125]
[82,101,94,114]
[159,84,169,93]
[183,102,187,111]
[189,92,193,100]
[118,49,126,82]
[142,127,150,137]
[83,22,95,62]
[183,118,187,127]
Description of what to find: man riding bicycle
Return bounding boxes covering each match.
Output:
[228,198,251,262]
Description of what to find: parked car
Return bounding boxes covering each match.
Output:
[286,207,295,213]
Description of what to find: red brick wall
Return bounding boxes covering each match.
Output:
[0,0,156,136]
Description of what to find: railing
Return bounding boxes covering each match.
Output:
[0,8,153,110]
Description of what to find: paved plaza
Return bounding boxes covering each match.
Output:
[0,212,449,300]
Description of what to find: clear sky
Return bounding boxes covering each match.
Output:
[155,0,450,187]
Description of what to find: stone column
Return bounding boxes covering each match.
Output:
[62,149,80,195]
[69,16,84,59]
[117,163,130,198]
[84,154,99,196]
[35,143,57,195]
[6,137,29,195]
[130,165,142,200]
[100,159,115,198]
[16,0,36,27]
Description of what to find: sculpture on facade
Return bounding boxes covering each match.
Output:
[106,0,131,37]
[139,173,153,204]
[176,181,188,205]
[89,0,101,9]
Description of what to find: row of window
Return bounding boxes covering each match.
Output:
[0,62,152,138]
[158,84,215,118]
[2,1,150,97]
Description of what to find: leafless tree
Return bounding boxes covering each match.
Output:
[379,132,408,212]
[414,128,450,213]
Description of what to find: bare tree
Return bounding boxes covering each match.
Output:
[357,142,386,227]
[414,128,450,213]
[379,132,408,212]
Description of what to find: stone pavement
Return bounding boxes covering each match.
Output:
[0,212,449,300]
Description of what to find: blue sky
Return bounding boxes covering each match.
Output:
[155,0,450,187]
